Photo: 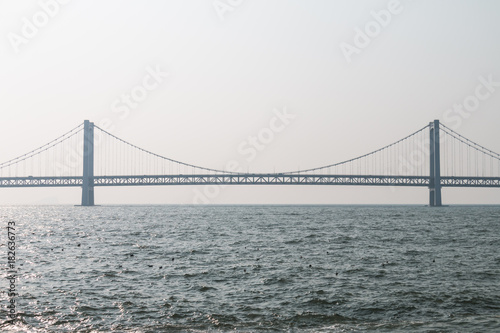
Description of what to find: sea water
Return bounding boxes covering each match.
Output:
[0,205,499,332]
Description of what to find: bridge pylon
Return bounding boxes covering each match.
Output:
[429,119,442,207]
[81,120,95,206]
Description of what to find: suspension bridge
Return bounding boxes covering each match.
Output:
[0,120,499,206]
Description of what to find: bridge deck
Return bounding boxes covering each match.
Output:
[0,175,499,188]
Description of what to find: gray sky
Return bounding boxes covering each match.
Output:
[1,0,499,205]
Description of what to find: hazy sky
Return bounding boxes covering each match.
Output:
[1,0,499,205]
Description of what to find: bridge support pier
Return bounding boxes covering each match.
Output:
[81,120,95,206]
[429,119,442,207]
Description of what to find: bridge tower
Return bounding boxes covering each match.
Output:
[81,120,95,206]
[429,119,442,207]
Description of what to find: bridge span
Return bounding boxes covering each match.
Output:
[0,120,498,206]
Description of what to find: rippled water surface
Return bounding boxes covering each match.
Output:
[1,205,499,332]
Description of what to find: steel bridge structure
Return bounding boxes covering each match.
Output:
[0,120,499,206]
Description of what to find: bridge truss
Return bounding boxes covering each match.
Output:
[0,120,499,206]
